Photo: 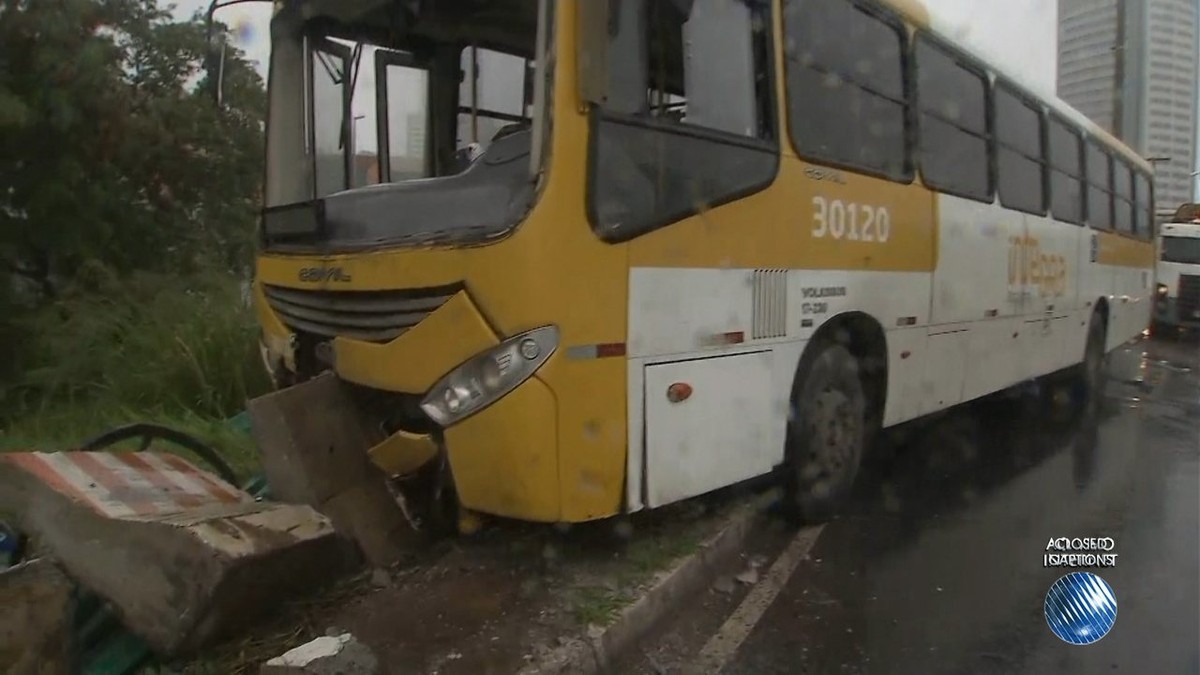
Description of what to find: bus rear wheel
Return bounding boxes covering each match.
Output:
[785,340,868,523]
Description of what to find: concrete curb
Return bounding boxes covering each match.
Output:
[523,490,778,675]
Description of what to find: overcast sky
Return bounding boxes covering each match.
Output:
[167,0,1199,196]
[171,0,1060,86]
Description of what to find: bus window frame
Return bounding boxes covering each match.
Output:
[1084,139,1114,231]
[781,0,915,184]
[307,36,354,197]
[455,44,536,147]
[912,30,996,205]
[992,78,1048,216]
[374,48,433,183]
[1112,158,1136,237]
[585,0,780,244]
[1046,111,1086,226]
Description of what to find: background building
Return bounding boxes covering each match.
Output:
[1058,0,1199,209]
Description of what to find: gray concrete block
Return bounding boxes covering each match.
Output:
[248,373,383,505]
[320,480,420,568]
[0,454,357,656]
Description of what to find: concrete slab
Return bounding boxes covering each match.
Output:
[0,452,356,657]
[320,481,418,568]
[248,374,421,567]
[247,373,381,505]
[0,558,74,675]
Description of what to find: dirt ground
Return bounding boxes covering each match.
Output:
[166,485,765,675]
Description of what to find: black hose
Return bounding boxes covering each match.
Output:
[80,423,240,486]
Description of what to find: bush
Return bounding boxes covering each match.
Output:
[1,271,270,437]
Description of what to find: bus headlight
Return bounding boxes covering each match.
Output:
[1155,283,1169,304]
[420,326,559,426]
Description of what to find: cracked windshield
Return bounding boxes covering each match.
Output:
[2,0,1198,674]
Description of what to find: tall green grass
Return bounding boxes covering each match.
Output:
[0,272,270,475]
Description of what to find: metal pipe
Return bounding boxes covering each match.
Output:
[470,45,479,143]
[528,0,550,178]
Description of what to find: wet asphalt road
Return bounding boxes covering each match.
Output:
[623,336,1200,675]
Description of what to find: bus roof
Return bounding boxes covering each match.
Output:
[877,0,1150,173]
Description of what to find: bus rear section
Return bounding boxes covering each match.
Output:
[1154,218,1200,331]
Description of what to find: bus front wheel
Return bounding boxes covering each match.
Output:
[785,340,868,523]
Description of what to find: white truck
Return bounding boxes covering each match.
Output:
[1153,205,1200,333]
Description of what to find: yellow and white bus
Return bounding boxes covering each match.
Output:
[255,0,1155,526]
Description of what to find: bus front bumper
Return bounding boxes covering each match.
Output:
[255,284,563,522]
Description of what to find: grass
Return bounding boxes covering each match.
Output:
[573,586,631,627]
[0,271,269,481]
[0,405,261,481]
[566,515,708,627]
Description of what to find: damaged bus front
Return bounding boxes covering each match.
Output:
[252,0,630,529]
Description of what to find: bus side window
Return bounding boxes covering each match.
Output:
[915,35,991,202]
[1134,172,1153,240]
[1085,143,1113,230]
[1048,116,1085,225]
[457,47,532,156]
[1113,160,1134,235]
[588,0,778,242]
[994,83,1046,215]
[783,0,910,181]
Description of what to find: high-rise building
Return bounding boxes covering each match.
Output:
[1058,0,1199,208]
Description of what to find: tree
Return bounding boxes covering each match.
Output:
[0,0,265,300]
[0,0,267,406]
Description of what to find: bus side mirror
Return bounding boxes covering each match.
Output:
[577,0,610,105]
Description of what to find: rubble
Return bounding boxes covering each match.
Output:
[248,374,421,567]
[735,568,760,585]
[261,633,379,675]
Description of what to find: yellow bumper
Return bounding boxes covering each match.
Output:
[333,290,499,393]
[444,374,561,522]
[366,430,439,477]
[256,283,562,521]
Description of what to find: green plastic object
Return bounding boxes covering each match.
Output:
[80,628,152,675]
[226,410,253,435]
[75,592,152,675]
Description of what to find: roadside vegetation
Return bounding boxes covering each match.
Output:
[0,0,269,473]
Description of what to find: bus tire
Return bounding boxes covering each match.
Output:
[784,340,867,523]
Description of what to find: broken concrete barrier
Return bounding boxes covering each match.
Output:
[0,558,74,675]
[261,633,380,675]
[0,451,356,656]
[247,374,380,505]
[248,374,421,567]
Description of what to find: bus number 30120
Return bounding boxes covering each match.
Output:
[811,197,892,243]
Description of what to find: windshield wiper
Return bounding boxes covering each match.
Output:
[314,49,343,84]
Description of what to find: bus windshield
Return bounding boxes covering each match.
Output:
[1161,236,1200,265]
[263,0,553,249]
